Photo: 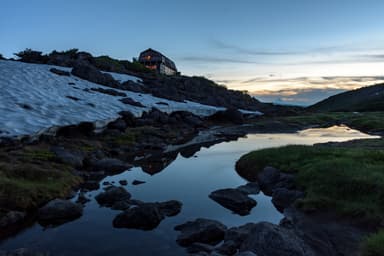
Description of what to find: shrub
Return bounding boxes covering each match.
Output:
[14,48,48,64]
[362,230,384,256]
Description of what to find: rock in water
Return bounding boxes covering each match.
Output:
[38,199,83,224]
[174,218,227,246]
[113,203,163,230]
[209,188,257,216]
[95,186,131,206]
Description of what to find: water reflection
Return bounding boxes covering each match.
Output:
[0,126,379,256]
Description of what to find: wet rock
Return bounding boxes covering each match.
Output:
[157,200,182,217]
[257,166,281,195]
[0,211,26,228]
[90,158,131,173]
[209,188,257,216]
[111,200,132,210]
[51,147,86,166]
[132,179,146,185]
[174,218,227,246]
[272,188,304,212]
[38,199,83,223]
[119,179,128,186]
[113,203,164,230]
[239,222,315,256]
[50,67,70,76]
[236,182,260,195]
[81,180,100,191]
[95,186,131,206]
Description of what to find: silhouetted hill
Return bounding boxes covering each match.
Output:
[308,84,384,112]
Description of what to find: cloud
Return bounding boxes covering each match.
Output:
[180,56,264,64]
[211,39,299,56]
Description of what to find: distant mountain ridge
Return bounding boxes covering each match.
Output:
[308,84,384,112]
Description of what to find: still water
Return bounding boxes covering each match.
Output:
[0,126,378,255]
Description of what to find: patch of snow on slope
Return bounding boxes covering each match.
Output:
[0,60,261,138]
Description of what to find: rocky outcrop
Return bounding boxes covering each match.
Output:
[208,108,245,124]
[71,62,119,87]
[209,188,257,216]
[272,188,304,212]
[38,199,83,224]
[174,218,227,246]
[113,200,182,230]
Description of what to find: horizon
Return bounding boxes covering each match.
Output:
[1,0,384,105]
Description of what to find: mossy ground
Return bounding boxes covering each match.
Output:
[362,230,384,256]
[0,145,81,211]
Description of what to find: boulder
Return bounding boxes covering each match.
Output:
[50,146,84,168]
[157,200,182,217]
[239,222,315,256]
[107,118,127,132]
[71,62,119,87]
[95,186,131,206]
[118,111,136,126]
[208,108,244,124]
[113,203,164,230]
[236,183,260,195]
[0,211,26,228]
[257,166,281,195]
[49,68,70,76]
[209,188,257,216]
[174,218,227,246]
[38,199,83,223]
[272,188,304,212]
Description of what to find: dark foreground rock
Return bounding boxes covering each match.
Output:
[0,211,26,228]
[113,200,182,230]
[0,248,49,256]
[208,108,245,124]
[38,199,83,224]
[272,188,304,212]
[209,188,257,216]
[256,166,281,195]
[95,186,131,207]
[174,218,227,246]
[238,222,315,256]
[51,146,84,168]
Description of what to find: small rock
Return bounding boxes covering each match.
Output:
[102,181,111,186]
[209,188,257,216]
[132,179,146,185]
[50,68,70,76]
[38,199,83,224]
[119,179,128,186]
[174,218,227,246]
[119,97,145,107]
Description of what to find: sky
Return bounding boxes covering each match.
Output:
[1,0,384,105]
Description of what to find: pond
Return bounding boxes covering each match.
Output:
[0,126,378,255]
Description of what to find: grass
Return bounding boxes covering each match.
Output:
[236,141,384,221]
[0,146,82,211]
[362,230,384,256]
